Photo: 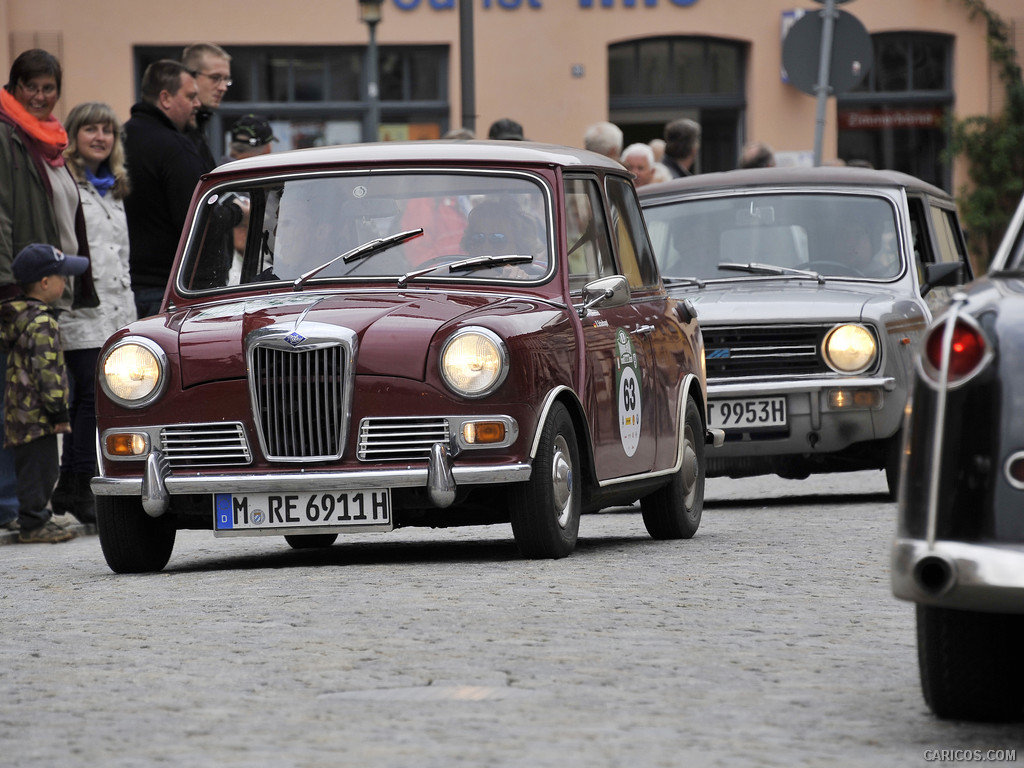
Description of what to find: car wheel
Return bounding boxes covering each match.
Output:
[511,402,581,559]
[916,604,1024,721]
[285,533,339,549]
[96,494,176,574]
[641,395,705,539]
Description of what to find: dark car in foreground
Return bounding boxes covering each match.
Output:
[92,141,713,573]
[639,167,971,497]
[891,194,1024,722]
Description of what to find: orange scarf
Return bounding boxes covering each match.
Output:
[0,88,67,167]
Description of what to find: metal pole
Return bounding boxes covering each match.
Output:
[812,0,837,166]
[366,19,380,142]
[458,0,476,133]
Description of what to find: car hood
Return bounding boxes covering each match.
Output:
[674,281,895,324]
[176,291,502,388]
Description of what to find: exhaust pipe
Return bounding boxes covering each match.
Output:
[913,554,957,596]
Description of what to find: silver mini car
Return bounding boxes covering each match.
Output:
[639,167,972,496]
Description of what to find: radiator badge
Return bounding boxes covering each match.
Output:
[284,332,306,347]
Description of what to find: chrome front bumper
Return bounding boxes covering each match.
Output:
[891,538,1024,614]
[93,446,531,518]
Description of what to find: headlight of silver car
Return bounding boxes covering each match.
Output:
[440,328,508,398]
[100,337,168,408]
[822,324,877,374]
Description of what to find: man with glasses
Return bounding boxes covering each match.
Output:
[182,42,232,170]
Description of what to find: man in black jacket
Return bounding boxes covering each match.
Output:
[122,59,205,318]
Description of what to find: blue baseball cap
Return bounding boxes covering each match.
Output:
[13,244,89,284]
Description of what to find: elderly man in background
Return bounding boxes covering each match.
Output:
[620,142,657,187]
[584,121,623,161]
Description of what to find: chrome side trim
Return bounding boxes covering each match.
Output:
[892,538,1024,614]
[925,294,969,549]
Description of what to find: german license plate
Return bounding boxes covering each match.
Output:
[708,397,787,430]
[214,490,392,535]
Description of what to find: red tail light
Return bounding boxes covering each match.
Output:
[923,318,988,384]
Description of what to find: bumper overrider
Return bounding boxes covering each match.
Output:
[892,538,1024,614]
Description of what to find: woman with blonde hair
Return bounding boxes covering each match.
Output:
[50,101,136,524]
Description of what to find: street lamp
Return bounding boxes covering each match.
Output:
[358,0,383,143]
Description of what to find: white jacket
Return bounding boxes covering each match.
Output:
[59,181,137,351]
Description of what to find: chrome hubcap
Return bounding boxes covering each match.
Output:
[682,426,698,508]
[551,435,573,529]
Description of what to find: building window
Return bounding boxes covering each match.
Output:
[134,45,449,157]
[838,33,953,189]
[608,37,746,174]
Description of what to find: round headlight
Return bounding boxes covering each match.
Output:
[101,338,167,408]
[440,328,508,398]
[823,324,877,374]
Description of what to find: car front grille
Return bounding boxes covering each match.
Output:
[250,344,348,461]
[357,417,451,462]
[160,423,252,467]
[703,324,830,378]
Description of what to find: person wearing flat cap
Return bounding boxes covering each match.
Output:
[0,244,89,543]
[225,113,278,162]
[488,117,525,141]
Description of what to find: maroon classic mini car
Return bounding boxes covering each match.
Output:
[92,141,714,573]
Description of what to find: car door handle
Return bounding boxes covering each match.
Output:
[633,324,655,336]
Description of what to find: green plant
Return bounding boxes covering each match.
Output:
[946,0,1024,269]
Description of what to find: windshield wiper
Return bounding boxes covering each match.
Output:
[663,276,706,288]
[398,254,533,287]
[292,228,423,291]
[717,261,825,284]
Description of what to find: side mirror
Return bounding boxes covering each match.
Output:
[922,262,963,294]
[674,297,698,324]
[577,275,630,317]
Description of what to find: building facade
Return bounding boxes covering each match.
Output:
[2,0,1021,193]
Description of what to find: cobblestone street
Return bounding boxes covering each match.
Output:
[1,471,1020,767]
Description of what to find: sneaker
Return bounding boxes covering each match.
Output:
[1,519,18,531]
[19,520,76,544]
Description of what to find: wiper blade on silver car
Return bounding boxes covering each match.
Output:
[293,228,424,291]
[717,261,825,284]
[663,276,706,288]
[398,254,533,287]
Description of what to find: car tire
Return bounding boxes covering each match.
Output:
[916,604,1024,721]
[511,402,581,559]
[285,533,339,549]
[641,395,704,539]
[96,494,176,574]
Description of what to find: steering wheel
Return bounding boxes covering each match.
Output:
[798,260,865,277]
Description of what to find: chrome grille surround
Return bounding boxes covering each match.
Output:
[160,423,252,467]
[703,324,833,379]
[246,321,357,462]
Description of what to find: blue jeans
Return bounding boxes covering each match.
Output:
[0,353,21,524]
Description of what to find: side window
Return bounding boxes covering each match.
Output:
[564,177,615,292]
[930,204,970,276]
[907,197,935,283]
[606,176,659,289]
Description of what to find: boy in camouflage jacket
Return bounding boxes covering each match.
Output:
[0,244,89,543]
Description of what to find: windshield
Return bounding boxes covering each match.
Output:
[643,193,902,281]
[178,171,552,293]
